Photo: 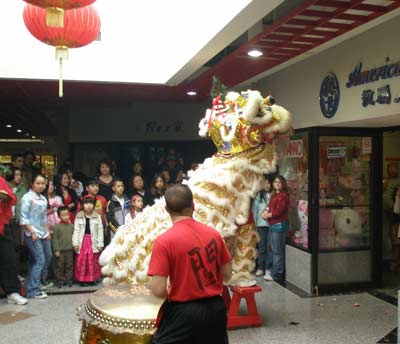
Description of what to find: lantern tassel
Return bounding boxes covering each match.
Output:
[59,57,63,98]
[46,7,64,28]
[56,47,68,98]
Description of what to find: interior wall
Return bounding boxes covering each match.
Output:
[256,14,400,128]
[68,100,208,143]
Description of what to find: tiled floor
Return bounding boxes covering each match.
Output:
[0,278,397,344]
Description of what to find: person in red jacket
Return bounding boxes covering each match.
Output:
[262,175,290,282]
[0,172,28,305]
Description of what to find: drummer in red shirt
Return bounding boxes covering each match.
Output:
[148,184,232,344]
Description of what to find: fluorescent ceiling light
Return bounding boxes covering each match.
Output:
[6,124,12,128]
[0,139,43,143]
[0,0,254,84]
[187,91,197,96]
[248,49,263,57]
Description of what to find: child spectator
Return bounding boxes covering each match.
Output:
[251,176,273,279]
[52,206,74,288]
[106,179,130,237]
[46,179,64,234]
[73,196,104,286]
[20,174,51,299]
[125,194,144,225]
[77,179,107,225]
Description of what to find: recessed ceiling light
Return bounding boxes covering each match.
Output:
[16,129,22,133]
[32,136,36,139]
[187,91,197,96]
[6,124,12,128]
[25,133,29,136]
[248,49,263,57]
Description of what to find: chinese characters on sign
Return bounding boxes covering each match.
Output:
[362,85,393,107]
[145,120,184,135]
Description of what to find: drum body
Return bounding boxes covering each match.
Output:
[78,284,164,344]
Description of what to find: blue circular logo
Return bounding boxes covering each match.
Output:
[320,73,340,118]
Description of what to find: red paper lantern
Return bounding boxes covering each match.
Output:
[23,0,97,27]
[23,4,101,97]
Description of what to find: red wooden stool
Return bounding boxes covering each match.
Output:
[223,285,262,329]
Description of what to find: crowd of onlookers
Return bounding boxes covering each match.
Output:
[0,149,198,305]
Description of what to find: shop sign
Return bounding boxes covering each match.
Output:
[346,58,400,88]
[145,120,184,135]
[287,139,303,158]
[320,73,340,118]
[361,84,400,107]
[327,146,346,159]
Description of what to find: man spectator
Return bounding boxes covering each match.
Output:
[148,184,232,344]
[22,151,40,188]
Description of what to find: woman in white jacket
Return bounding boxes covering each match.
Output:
[73,196,104,286]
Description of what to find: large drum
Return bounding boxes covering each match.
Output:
[77,284,164,344]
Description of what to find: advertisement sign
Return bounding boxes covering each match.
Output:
[287,139,303,158]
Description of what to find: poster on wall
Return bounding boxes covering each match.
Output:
[362,137,372,154]
[287,139,303,158]
[327,146,347,159]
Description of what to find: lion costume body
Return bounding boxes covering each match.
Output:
[100,90,291,287]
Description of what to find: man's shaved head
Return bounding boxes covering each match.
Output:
[165,184,193,214]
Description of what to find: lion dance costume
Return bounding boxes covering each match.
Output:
[100,89,292,287]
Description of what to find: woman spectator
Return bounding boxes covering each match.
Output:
[263,175,290,282]
[20,174,51,299]
[60,166,84,198]
[252,175,273,280]
[150,174,166,205]
[0,167,27,304]
[54,172,78,223]
[96,159,115,201]
[127,175,152,207]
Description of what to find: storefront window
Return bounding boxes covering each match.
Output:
[280,132,309,250]
[319,136,371,251]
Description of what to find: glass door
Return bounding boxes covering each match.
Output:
[313,128,380,291]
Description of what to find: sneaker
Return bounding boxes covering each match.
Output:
[263,272,273,281]
[42,281,54,288]
[7,293,28,305]
[57,282,63,289]
[33,292,48,299]
[255,269,264,277]
[39,285,47,291]
[67,281,73,288]
[17,275,25,283]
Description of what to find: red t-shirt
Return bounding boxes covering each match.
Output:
[148,218,231,302]
[268,191,289,225]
